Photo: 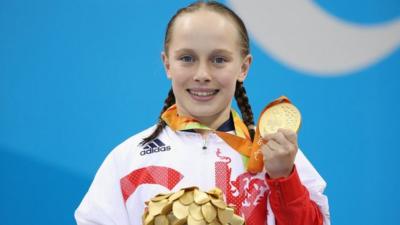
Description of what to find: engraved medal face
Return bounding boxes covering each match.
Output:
[259,102,301,137]
[143,187,245,225]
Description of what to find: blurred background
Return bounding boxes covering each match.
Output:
[1,0,399,224]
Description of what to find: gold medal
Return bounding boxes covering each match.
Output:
[188,203,204,221]
[201,203,217,223]
[148,199,169,216]
[230,214,245,225]
[217,207,234,224]
[248,96,302,173]
[206,188,223,199]
[172,201,189,219]
[208,220,222,225]
[188,214,206,225]
[154,215,169,225]
[210,198,226,210]
[259,102,301,137]
[194,189,210,205]
[169,189,185,202]
[151,193,173,202]
[143,213,154,225]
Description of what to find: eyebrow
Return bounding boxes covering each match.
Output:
[174,48,234,56]
[174,48,195,55]
[212,49,234,56]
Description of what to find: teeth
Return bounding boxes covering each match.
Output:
[190,90,216,97]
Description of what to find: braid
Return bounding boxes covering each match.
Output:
[140,89,175,145]
[234,81,255,141]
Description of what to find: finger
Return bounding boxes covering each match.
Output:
[262,133,274,142]
[259,144,270,159]
[265,131,297,155]
[278,128,298,145]
[266,139,283,152]
[259,140,278,156]
[262,131,295,153]
[273,131,289,145]
[264,131,290,149]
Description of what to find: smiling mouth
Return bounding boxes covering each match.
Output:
[187,89,219,97]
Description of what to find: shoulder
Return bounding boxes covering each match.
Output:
[109,125,158,157]
[107,125,179,162]
[295,148,327,190]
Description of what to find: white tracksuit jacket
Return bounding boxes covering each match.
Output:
[75,125,330,225]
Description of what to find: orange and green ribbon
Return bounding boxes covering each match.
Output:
[161,96,293,173]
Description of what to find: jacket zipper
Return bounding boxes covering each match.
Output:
[202,133,209,150]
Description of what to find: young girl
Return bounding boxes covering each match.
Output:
[75,1,330,225]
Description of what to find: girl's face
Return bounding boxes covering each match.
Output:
[162,10,252,129]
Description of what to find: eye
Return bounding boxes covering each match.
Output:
[180,55,195,63]
[212,56,227,64]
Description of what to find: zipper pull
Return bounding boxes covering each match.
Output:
[202,134,209,150]
[202,138,207,150]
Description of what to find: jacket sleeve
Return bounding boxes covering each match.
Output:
[75,151,131,225]
[266,149,330,225]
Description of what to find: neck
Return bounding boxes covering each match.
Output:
[195,111,230,130]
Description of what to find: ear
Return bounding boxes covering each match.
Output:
[161,52,172,79]
[238,54,252,82]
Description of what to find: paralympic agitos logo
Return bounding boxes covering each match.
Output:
[140,139,171,156]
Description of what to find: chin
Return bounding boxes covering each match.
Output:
[186,104,227,119]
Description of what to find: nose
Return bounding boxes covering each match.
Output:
[193,62,211,83]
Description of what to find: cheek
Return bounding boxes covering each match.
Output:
[169,67,190,84]
[171,77,186,93]
[215,70,239,89]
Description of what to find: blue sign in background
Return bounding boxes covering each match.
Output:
[1,0,399,224]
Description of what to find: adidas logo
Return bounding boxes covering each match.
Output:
[140,139,171,156]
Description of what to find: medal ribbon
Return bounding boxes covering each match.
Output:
[161,96,292,173]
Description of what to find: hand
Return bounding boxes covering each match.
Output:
[260,128,298,179]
